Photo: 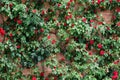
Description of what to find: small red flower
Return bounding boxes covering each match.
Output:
[0,28,5,36]
[116,0,120,2]
[97,0,101,4]
[32,76,37,80]
[100,50,105,55]
[70,0,73,2]
[51,39,56,44]
[45,78,49,80]
[57,3,61,7]
[64,23,67,26]
[65,38,69,42]
[113,71,118,75]
[116,7,120,12]
[97,43,102,49]
[109,0,112,3]
[16,45,21,49]
[54,77,58,80]
[114,60,119,64]
[41,10,45,15]
[32,9,37,13]
[67,1,71,6]
[116,22,120,26]
[40,72,44,77]
[66,6,69,9]
[44,17,49,22]
[17,19,22,24]
[82,18,87,23]
[40,28,44,32]
[47,35,51,39]
[9,33,13,37]
[89,51,93,55]
[90,40,94,45]
[9,3,13,8]
[71,24,74,27]
[90,19,94,23]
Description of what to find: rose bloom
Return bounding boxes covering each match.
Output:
[90,40,94,45]
[0,27,5,36]
[97,43,102,49]
[32,76,37,80]
[17,19,22,24]
[100,50,105,56]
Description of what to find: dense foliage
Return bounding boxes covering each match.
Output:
[0,0,120,80]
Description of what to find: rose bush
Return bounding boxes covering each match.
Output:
[0,0,120,80]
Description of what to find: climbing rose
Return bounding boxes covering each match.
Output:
[47,35,51,39]
[0,28,5,36]
[40,28,44,32]
[100,50,105,55]
[40,72,44,77]
[32,76,37,80]
[32,9,37,13]
[45,78,49,80]
[17,19,22,24]
[90,40,94,45]
[97,0,101,4]
[51,39,56,44]
[9,33,13,37]
[116,0,120,2]
[112,71,118,80]
[116,22,120,26]
[97,43,102,49]
[82,18,87,23]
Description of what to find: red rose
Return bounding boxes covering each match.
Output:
[65,38,69,42]
[97,43,102,49]
[90,19,94,23]
[54,77,58,80]
[113,71,118,75]
[82,18,87,23]
[114,60,119,64]
[41,10,45,15]
[32,9,37,13]
[17,19,22,24]
[45,78,49,80]
[40,72,44,77]
[89,51,93,55]
[65,16,69,20]
[9,33,13,37]
[71,24,74,27]
[40,28,44,32]
[97,0,101,4]
[100,50,105,55]
[116,22,120,26]
[61,57,65,61]
[90,40,94,45]
[32,76,37,80]
[51,39,56,44]
[57,3,61,7]
[70,0,73,2]
[116,7,120,12]
[16,45,21,49]
[112,75,118,80]
[47,35,51,39]
[67,1,71,6]
[109,0,112,3]
[116,0,120,2]
[9,3,13,8]
[44,17,49,22]
[0,28,5,36]
[64,23,67,26]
